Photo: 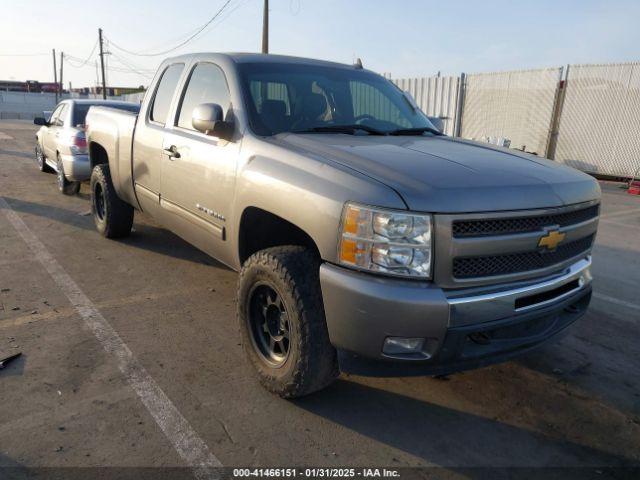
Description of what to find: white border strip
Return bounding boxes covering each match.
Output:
[0,197,222,478]
[593,292,640,311]
[599,207,640,220]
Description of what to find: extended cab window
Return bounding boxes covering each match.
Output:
[177,63,230,130]
[150,63,184,125]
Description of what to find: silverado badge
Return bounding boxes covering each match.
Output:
[538,230,566,251]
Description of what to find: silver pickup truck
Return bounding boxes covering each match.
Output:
[86,53,600,398]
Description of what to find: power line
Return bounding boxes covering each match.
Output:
[64,54,154,77]
[108,51,155,79]
[107,0,233,57]
[68,40,99,67]
[0,52,49,57]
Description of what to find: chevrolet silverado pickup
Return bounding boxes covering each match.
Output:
[86,53,600,398]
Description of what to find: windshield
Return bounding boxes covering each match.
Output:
[238,62,437,136]
[72,103,140,126]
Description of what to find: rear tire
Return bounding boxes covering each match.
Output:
[36,144,53,173]
[238,246,339,398]
[90,164,134,238]
[56,155,80,195]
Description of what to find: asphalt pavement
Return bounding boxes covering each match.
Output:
[0,120,638,477]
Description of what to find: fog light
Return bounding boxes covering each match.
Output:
[383,337,425,355]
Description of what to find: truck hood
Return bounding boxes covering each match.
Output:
[275,134,600,213]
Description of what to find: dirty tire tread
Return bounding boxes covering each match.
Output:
[90,164,134,238]
[238,246,339,398]
[56,155,80,195]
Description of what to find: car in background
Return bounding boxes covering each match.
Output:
[34,99,140,194]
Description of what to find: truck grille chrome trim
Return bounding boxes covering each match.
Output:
[447,257,592,326]
[433,201,600,288]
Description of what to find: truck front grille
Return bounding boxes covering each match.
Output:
[452,234,595,279]
[452,204,599,238]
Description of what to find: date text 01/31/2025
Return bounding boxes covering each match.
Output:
[232,468,400,478]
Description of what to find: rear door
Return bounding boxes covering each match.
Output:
[159,61,239,262]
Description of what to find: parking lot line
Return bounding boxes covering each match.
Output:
[599,206,640,219]
[593,292,640,312]
[0,197,222,477]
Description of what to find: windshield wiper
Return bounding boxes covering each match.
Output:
[291,124,386,136]
[388,126,443,136]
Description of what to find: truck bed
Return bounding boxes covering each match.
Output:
[86,106,140,208]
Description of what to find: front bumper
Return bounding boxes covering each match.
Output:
[319,257,592,376]
[60,153,90,182]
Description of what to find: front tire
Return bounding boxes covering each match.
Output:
[90,164,134,238]
[56,155,80,195]
[238,246,338,398]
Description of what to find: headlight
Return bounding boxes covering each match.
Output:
[338,203,433,278]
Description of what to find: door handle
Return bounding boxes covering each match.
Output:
[162,145,181,159]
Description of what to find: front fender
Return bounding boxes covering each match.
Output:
[231,137,405,268]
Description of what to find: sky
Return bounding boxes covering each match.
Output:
[1,0,639,89]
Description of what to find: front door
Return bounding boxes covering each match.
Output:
[43,103,65,159]
[132,62,185,216]
[160,62,239,266]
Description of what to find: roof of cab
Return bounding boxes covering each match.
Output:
[165,52,356,70]
[63,99,138,105]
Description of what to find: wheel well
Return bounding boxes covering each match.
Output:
[89,142,108,170]
[238,207,320,265]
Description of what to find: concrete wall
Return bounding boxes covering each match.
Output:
[0,91,59,120]
[0,91,144,120]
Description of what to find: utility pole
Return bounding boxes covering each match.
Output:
[98,28,107,99]
[261,0,269,54]
[52,49,58,104]
[59,51,64,97]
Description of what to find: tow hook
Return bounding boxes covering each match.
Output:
[469,332,491,345]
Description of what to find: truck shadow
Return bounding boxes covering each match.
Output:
[293,379,635,471]
[0,197,229,270]
[0,148,33,160]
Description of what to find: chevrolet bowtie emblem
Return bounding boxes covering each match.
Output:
[538,230,566,250]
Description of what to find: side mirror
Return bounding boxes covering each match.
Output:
[34,117,48,126]
[428,116,445,133]
[192,103,233,140]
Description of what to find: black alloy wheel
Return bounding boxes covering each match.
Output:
[247,283,291,367]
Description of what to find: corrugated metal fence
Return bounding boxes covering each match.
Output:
[390,63,639,177]
[390,75,460,136]
[554,63,640,177]
[460,68,562,156]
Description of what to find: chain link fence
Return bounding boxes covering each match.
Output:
[460,68,562,156]
[391,76,461,136]
[554,63,640,177]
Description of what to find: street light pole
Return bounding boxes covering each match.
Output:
[261,0,269,54]
[59,51,64,97]
[52,49,58,103]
